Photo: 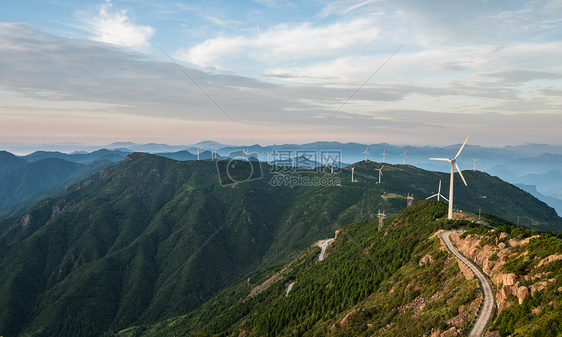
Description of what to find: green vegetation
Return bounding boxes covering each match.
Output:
[120,201,481,336]
[0,154,561,336]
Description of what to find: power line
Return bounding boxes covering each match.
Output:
[324,44,404,124]
[158,45,234,122]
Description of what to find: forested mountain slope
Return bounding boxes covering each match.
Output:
[0,153,560,337]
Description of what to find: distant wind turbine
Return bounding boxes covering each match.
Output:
[375,165,384,183]
[363,147,370,162]
[401,150,407,164]
[351,166,355,182]
[195,146,200,160]
[425,180,449,203]
[472,158,480,172]
[210,147,215,160]
[380,148,388,163]
[429,137,469,220]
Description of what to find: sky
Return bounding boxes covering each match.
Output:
[1,0,562,147]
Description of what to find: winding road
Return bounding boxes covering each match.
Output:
[440,230,495,337]
[318,238,335,261]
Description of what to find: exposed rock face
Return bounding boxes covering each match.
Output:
[420,254,434,266]
[331,308,365,332]
[537,254,562,268]
[449,233,558,314]
[429,326,461,337]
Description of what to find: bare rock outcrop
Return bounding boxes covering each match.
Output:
[449,232,559,314]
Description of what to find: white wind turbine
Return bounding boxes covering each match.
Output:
[242,149,250,160]
[425,180,449,203]
[195,146,200,160]
[375,165,384,183]
[363,147,370,162]
[210,147,215,160]
[266,152,271,164]
[380,148,388,163]
[429,137,469,220]
[472,158,480,172]
[324,154,330,168]
[401,150,408,164]
[351,166,355,182]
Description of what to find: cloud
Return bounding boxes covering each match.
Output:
[78,0,154,49]
[319,0,383,18]
[176,18,380,67]
[475,70,562,86]
[252,0,296,9]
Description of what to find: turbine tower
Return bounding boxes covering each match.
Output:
[380,148,388,163]
[363,147,370,162]
[375,165,384,183]
[351,166,355,182]
[401,150,408,164]
[429,137,469,220]
[196,146,200,160]
[472,158,480,172]
[425,180,449,202]
[210,147,215,160]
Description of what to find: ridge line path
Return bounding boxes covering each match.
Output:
[440,230,495,337]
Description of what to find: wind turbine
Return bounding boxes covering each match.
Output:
[425,180,449,202]
[375,165,384,183]
[472,158,480,172]
[429,137,469,220]
[266,152,271,164]
[363,147,370,162]
[351,166,355,182]
[324,154,330,167]
[242,149,250,160]
[195,146,200,160]
[380,148,388,163]
[401,150,408,164]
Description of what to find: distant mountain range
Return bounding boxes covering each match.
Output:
[1,140,561,216]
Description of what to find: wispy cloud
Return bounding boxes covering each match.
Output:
[78,0,154,49]
[252,0,296,9]
[177,18,380,68]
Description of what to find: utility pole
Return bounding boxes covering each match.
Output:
[377,209,386,231]
[407,193,414,207]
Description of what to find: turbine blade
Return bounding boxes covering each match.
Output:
[455,162,468,186]
[429,158,450,162]
[440,195,449,203]
[454,136,469,160]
